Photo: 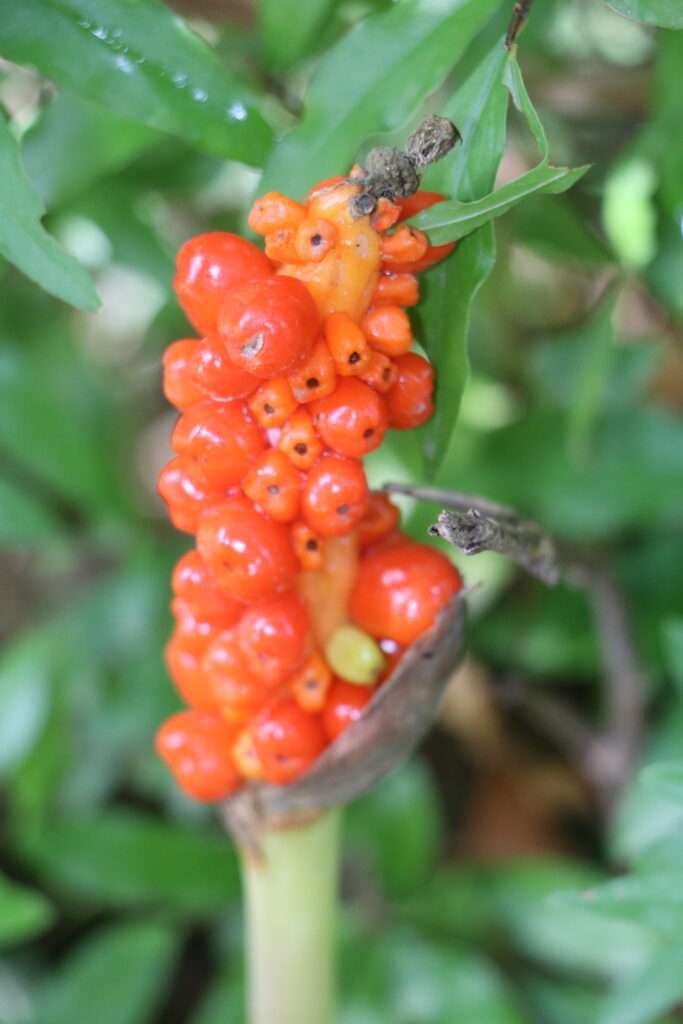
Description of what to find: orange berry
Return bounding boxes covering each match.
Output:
[361,305,412,357]
[197,497,298,603]
[386,352,434,429]
[373,272,419,308]
[174,232,272,337]
[171,400,265,489]
[291,521,324,570]
[295,219,337,263]
[323,312,371,377]
[350,538,462,646]
[156,710,241,802]
[203,629,271,723]
[248,377,298,429]
[218,276,320,378]
[278,408,323,470]
[395,191,456,272]
[265,228,301,264]
[380,225,429,269]
[370,197,401,232]
[163,339,204,410]
[238,592,309,686]
[396,190,448,221]
[310,377,387,458]
[322,680,373,741]
[288,340,337,404]
[252,698,326,785]
[248,192,307,235]
[358,492,400,550]
[164,629,216,709]
[290,650,332,712]
[190,336,259,400]
[305,176,345,203]
[302,454,368,537]
[242,449,302,523]
[157,456,226,534]
[358,350,397,393]
[232,729,263,780]
[172,549,243,623]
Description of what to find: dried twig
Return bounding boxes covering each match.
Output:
[388,480,647,809]
[505,0,536,49]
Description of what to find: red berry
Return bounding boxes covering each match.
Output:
[218,275,320,378]
[203,630,271,723]
[156,710,241,801]
[165,626,217,709]
[322,680,373,741]
[171,400,265,489]
[191,336,259,400]
[311,377,388,458]
[171,598,231,654]
[373,272,419,308]
[174,232,272,337]
[278,408,323,470]
[380,225,429,269]
[301,454,368,537]
[157,456,225,534]
[248,377,298,430]
[386,352,434,429]
[394,191,456,272]
[359,350,397,394]
[163,339,204,410]
[252,698,326,785]
[238,593,309,686]
[350,538,462,646]
[197,497,298,603]
[242,449,302,523]
[358,492,400,550]
[172,550,243,623]
[288,340,337,404]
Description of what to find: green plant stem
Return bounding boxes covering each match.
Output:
[240,809,341,1024]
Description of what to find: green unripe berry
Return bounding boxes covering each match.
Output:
[325,624,385,685]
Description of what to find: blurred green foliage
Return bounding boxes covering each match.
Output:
[0,0,682,1021]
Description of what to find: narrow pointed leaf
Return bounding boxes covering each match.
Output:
[0,0,272,165]
[0,115,98,309]
[258,0,501,199]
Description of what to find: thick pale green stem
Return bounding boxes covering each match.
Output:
[240,810,341,1024]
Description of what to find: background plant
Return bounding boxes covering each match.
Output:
[0,0,682,1021]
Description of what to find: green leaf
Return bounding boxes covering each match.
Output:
[566,287,619,463]
[604,0,683,28]
[663,620,683,694]
[258,0,501,200]
[18,810,240,913]
[259,0,340,71]
[34,921,177,1024]
[612,762,683,865]
[511,194,613,267]
[603,159,657,269]
[0,0,272,166]
[22,92,156,208]
[599,948,683,1024]
[504,51,548,160]
[410,162,590,244]
[0,115,98,310]
[0,627,57,779]
[421,225,496,475]
[346,761,442,898]
[0,874,54,946]
[0,477,61,543]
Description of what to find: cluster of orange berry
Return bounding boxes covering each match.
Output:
[156,173,462,802]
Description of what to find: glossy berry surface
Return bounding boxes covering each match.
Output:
[197,497,298,602]
[155,710,241,801]
[238,592,309,686]
[190,337,260,400]
[218,275,320,378]
[157,456,225,534]
[174,232,273,337]
[350,538,462,645]
[301,454,368,537]
[163,339,204,410]
[172,400,265,488]
[386,352,435,429]
[172,549,243,623]
[311,377,388,458]
[322,681,373,741]
[242,449,302,523]
[252,698,326,785]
